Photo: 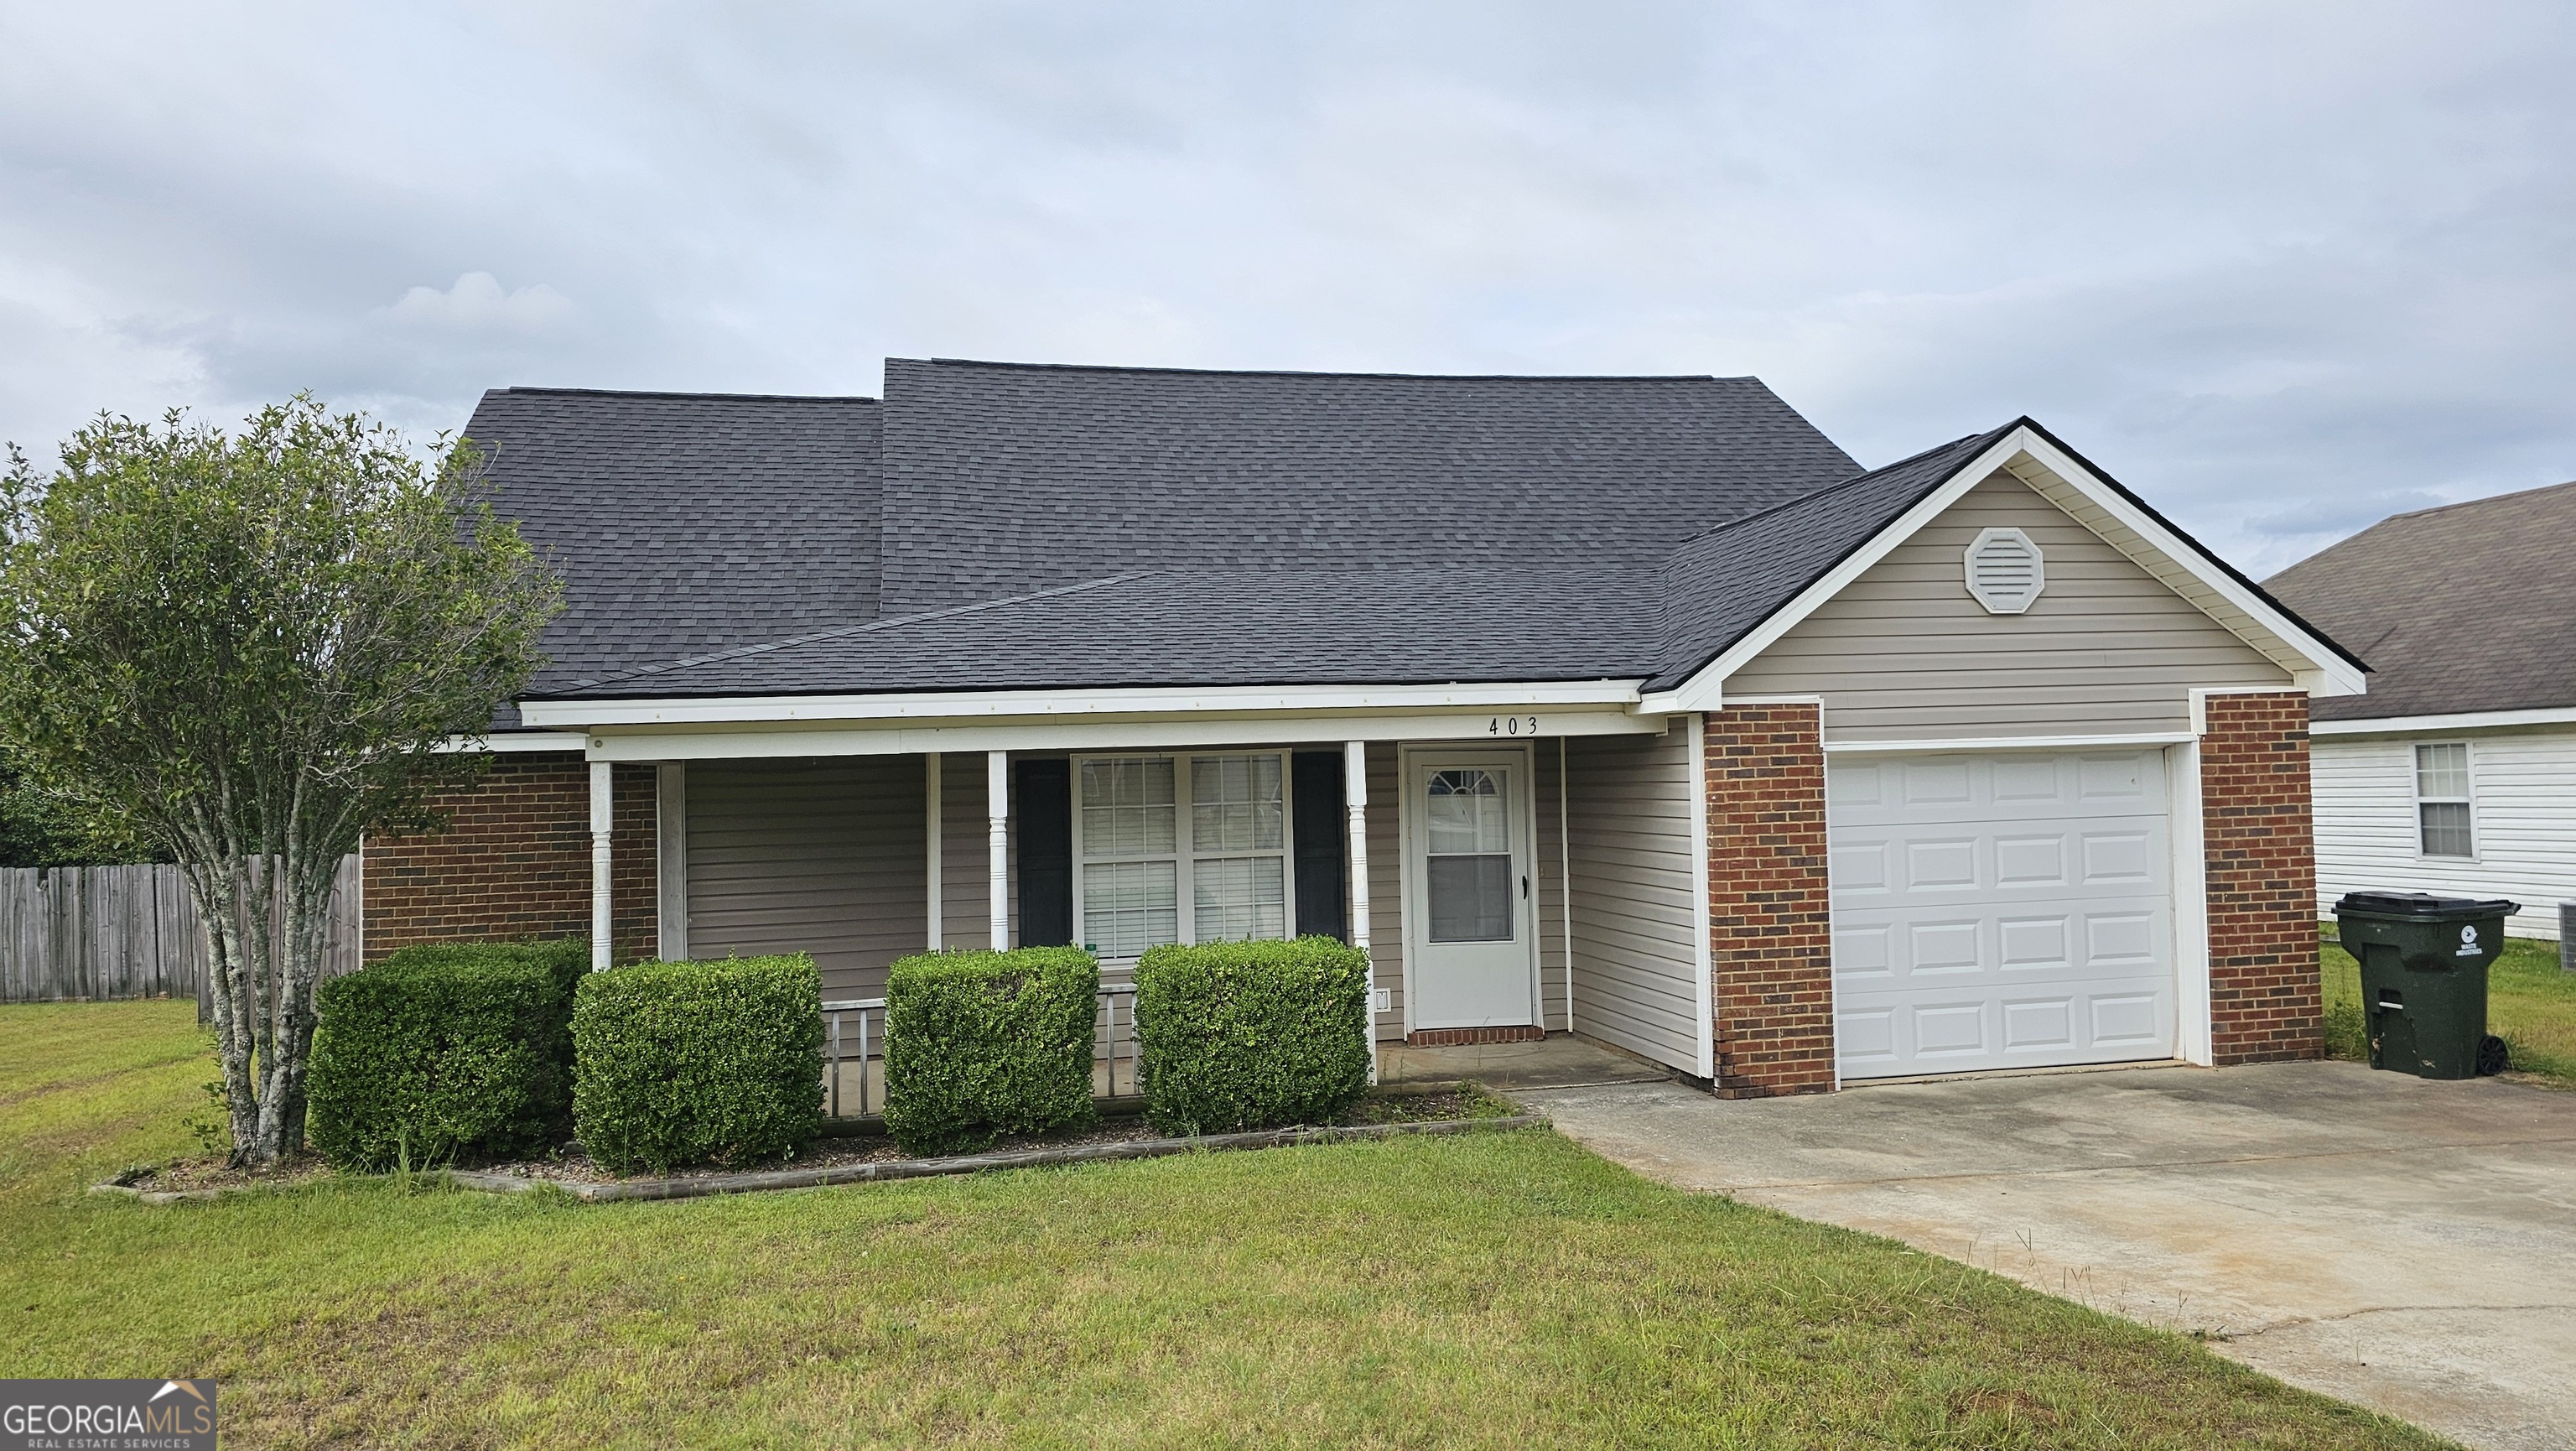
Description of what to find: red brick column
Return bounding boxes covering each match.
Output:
[2201,692,2323,1065]
[1704,705,1836,1097]
[363,755,657,965]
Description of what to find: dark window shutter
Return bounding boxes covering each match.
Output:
[1291,752,1348,941]
[1015,758,1072,947]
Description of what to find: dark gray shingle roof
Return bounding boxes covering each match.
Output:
[545,567,1665,698]
[2266,480,2576,720]
[1649,428,2017,691]
[460,387,881,693]
[875,360,1860,615]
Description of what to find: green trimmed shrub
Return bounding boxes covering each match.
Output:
[572,954,823,1174]
[307,939,589,1170]
[882,947,1098,1157]
[1135,936,1370,1136]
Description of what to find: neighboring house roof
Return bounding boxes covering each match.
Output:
[2266,480,2576,723]
[470,361,2349,709]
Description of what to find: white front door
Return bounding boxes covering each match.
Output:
[1407,751,1536,1029]
[1829,749,2179,1079]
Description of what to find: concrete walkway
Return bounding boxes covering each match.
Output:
[1519,1061,2576,1451]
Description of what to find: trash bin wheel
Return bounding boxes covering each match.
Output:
[2477,1035,2511,1077]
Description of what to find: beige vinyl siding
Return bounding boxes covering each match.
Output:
[1730,471,2291,742]
[1564,725,1701,1072]
[1367,742,1403,1040]
[686,757,927,1001]
[2314,729,2576,940]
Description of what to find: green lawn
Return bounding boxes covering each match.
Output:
[2322,929,2576,1087]
[3,1001,2445,1449]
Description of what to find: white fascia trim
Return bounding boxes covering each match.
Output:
[519,678,1646,729]
[2006,431,2367,699]
[1821,731,2197,755]
[2311,705,2576,736]
[579,709,1670,762]
[437,731,589,754]
[1657,426,2369,711]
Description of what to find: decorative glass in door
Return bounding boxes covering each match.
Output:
[1425,768,1513,942]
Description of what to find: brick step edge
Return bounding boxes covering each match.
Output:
[447,1113,1552,1204]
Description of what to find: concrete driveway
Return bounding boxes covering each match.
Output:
[1519,1061,2576,1451]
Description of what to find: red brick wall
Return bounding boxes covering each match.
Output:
[363,755,657,965]
[2201,692,2323,1065]
[1703,705,1837,1097]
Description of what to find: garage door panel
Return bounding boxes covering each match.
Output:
[1831,749,2178,1078]
[2002,996,2075,1051]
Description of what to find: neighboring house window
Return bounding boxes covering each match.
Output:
[1077,752,1288,958]
[2413,741,2475,858]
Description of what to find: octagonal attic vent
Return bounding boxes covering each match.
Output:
[1964,527,2044,614]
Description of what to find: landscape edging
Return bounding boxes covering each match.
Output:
[448,1111,1551,1204]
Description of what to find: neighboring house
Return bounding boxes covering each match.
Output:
[365,360,2365,1095]
[2266,481,2576,941]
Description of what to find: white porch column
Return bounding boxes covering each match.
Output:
[986,750,1010,950]
[925,752,944,951]
[589,761,614,971]
[1344,740,1374,1081]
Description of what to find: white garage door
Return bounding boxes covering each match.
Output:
[1829,750,2178,1079]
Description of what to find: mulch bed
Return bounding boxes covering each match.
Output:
[93,1088,1529,1205]
[473,1086,1510,1188]
[96,1153,335,1204]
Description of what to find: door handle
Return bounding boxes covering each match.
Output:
[1521,873,1530,900]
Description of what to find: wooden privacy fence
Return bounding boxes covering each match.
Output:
[0,856,363,1008]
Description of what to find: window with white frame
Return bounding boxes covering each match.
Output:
[2414,741,2475,858]
[1077,752,1289,958]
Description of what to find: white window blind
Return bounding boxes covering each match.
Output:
[1076,752,1290,958]
[2413,741,2474,859]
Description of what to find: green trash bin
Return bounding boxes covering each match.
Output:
[2334,891,2518,1080]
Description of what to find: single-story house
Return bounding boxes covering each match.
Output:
[2266,480,2576,941]
[364,360,2366,1095]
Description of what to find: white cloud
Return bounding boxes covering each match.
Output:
[381,273,573,334]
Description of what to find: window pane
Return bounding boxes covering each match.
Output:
[1426,769,1509,855]
[1191,754,1283,852]
[1081,757,1175,860]
[1192,856,1285,943]
[2415,743,2470,800]
[1428,855,1514,942]
[1083,859,1178,957]
[2420,802,2474,858]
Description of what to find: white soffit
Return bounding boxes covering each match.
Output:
[2311,705,2576,736]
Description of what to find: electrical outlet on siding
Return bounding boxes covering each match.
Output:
[1373,988,1392,1012]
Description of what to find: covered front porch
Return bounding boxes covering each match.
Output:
[540,694,1721,1096]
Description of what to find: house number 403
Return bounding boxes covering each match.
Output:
[1488,715,1539,736]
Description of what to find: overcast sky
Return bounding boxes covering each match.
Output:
[3,3,2569,574]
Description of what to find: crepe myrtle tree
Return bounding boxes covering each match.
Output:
[0,398,560,1165]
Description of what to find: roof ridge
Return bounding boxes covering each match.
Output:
[487,386,878,404]
[2379,476,2576,525]
[552,572,1166,694]
[1657,424,2006,562]
[902,357,1735,383]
